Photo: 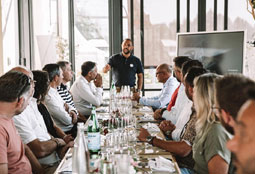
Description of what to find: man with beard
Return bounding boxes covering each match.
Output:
[227,97,255,174]
[214,74,255,134]
[103,38,143,92]
[0,71,34,174]
[214,74,255,174]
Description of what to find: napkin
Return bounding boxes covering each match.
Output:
[58,154,72,173]
[148,156,175,173]
[139,106,152,112]
[142,122,160,133]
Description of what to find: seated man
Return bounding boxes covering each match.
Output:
[227,89,255,174]
[138,67,206,172]
[56,61,79,115]
[11,67,74,174]
[215,74,255,134]
[153,56,191,124]
[154,59,203,122]
[214,75,255,174]
[132,63,179,109]
[43,64,78,137]
[70,61,103,116]
[0,71,34,174]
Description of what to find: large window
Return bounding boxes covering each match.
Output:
[228,0,255,79]
[32,0,69,70]
[143,0,177,90]
[74,0,109,88]
[1,0,19,72]
[190,0,198,32]
[217,0,224,31]
[206,0,214,31]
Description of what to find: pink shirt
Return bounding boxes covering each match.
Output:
[0,117,32,174]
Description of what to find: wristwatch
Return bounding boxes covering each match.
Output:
[165,130,172,136]
[146,136,155,145]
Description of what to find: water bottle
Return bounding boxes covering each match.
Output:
[72,122,90,173]
[87,107,101,155]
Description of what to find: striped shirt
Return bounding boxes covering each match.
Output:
[57,83,78,115]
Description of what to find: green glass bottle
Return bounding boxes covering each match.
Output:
[87,107,101,155]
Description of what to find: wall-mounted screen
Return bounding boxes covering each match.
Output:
[177,31,245,74]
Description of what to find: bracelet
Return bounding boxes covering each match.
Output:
[53,138,60,148]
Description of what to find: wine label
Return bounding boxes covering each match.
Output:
[87,132,101,151]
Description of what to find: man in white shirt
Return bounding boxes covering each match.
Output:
[43,64,78,137]
[70,61,103,116]
[132,64,179,110]
[11,67,73,174]
[160,67,206,141]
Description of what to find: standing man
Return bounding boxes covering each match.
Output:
[0,71,33,174]
[103,38,143,92]
[132,63,179,109]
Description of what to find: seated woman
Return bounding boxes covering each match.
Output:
[32,70,75,140]
[192,73,232,174]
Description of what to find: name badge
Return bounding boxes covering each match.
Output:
[130,64,134,67]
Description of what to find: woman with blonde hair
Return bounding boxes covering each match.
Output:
[192,73,232,174]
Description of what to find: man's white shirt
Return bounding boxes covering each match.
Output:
[13,98,59,165]
[70,76,103,115]
[45,87,74,132]
[162,84,188,124]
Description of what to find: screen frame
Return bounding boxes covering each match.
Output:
[176,30,246,74]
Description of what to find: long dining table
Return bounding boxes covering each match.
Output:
[54,101,181,174]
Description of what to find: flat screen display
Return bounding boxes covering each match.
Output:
[177,31,245,74]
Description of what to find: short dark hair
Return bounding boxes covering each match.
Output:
[173,56,192,69]
[215,74,255,119]
[185,67,207,87]
[57,61,70,70]
[182,60,203,76]
[247,88,255,100]
[81,61,96,76]
[123,38,132,44]
[42,64,60,82]
[0,71,31,102]
[32,70,49,102]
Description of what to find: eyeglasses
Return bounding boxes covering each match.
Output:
[211,106,221,117]
[156,71,165,76]
[17,76,35,101]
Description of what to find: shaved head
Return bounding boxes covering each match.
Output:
[10,66,33,78]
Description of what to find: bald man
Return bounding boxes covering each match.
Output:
[227,99,255,174]
[132,63,179,109]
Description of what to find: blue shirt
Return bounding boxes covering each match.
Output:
[139,76,179,109]
[108,53,143,87]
